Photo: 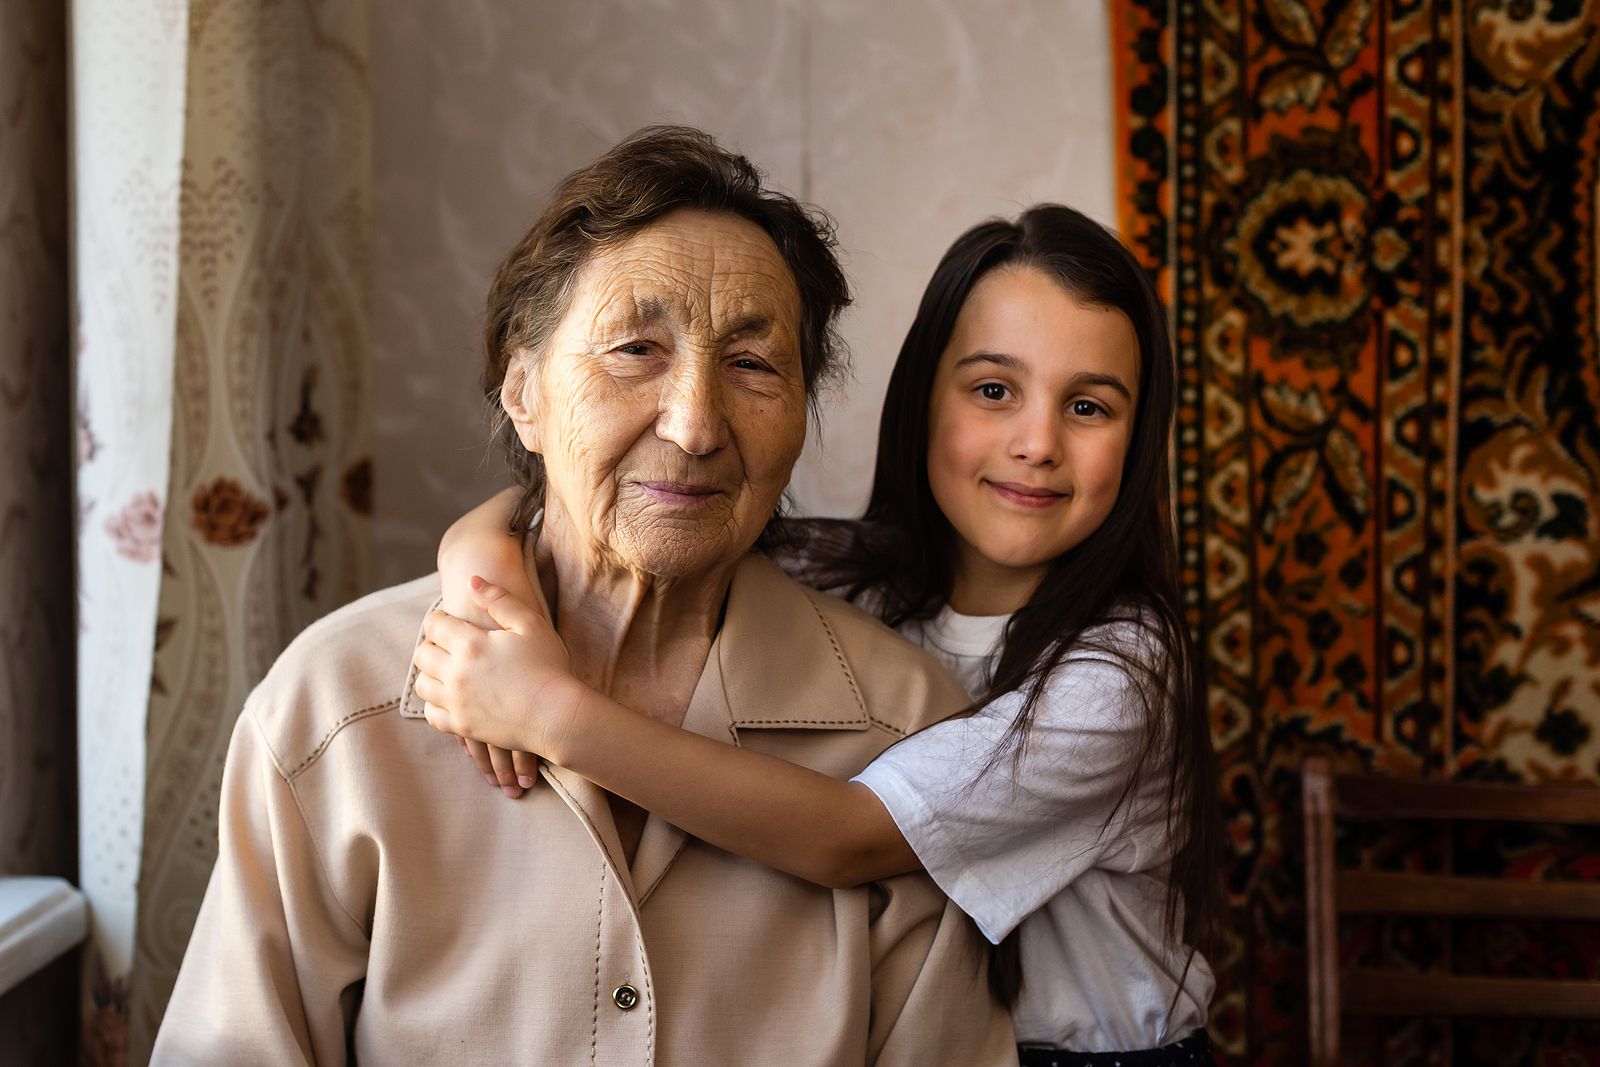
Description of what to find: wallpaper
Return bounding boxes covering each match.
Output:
[368,0,1118,584]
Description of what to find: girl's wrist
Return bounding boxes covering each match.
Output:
[536,673,604,767]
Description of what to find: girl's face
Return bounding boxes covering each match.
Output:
[926,265,1140,615]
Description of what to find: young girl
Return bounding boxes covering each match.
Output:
[413,204,1222,1065]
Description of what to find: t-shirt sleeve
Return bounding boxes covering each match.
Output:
[852,638,1162,944]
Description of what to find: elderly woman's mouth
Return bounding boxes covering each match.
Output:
[637,481,726,506]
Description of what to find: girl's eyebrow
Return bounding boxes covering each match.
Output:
[1066,371,1133,402]
[954,351,1024,372]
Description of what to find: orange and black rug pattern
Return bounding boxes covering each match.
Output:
[1112,1,1600,1063]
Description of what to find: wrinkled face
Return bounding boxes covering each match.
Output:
[926,265,1140,601]
[503,209,807,578]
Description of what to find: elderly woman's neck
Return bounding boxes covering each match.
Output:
[531,514,733,699]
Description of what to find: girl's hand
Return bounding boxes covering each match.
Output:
[412,577,589,794]
[455,733,538,800]
[434,487,542,795]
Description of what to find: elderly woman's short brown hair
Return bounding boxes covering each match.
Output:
[483,125,852,524]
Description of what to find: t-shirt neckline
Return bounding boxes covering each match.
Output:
[926,605,1009,657]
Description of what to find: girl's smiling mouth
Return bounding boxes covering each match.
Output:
[984,480,1068,508]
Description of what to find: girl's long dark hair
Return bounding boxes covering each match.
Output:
[831,204,1221,1006]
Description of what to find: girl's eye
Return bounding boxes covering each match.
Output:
[978,382,1009,402]
[1071,398,1106,418]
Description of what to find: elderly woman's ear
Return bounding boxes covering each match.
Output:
[499,351,543,454]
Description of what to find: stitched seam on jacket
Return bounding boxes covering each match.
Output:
[547,773,633,887]
[591,868,603,1066]
[282,699,401,781]
[251,715,369,937]
[638,839,688,903]
[800,588,868,714]
[633,924,656,1066]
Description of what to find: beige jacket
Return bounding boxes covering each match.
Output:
[151,554,1017,1066]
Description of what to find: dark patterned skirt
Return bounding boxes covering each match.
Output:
[1017,1028,1212,1067]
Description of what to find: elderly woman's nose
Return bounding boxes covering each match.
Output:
[656,360,730,456]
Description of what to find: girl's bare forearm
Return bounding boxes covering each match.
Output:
[439,487,531,623]
[553,688,918,889]
[446,489,919,886]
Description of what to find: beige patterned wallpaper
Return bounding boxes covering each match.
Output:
[370,0,1116,587]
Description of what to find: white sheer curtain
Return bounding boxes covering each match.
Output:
[70,4,188,1063]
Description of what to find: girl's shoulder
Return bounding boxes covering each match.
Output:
[1064,599,1166,663]
[1029,601,1172,716]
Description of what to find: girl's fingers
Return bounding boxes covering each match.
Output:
[466,579,542,636]
[421,608,484,652]
[411,640,448,680]
[413,674,445,718]
[420,700,444,729]
[487,744,522,799]
[512,749,539,791]
[463,738,496,786]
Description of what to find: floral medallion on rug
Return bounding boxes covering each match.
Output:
[1112,1,1600,1062]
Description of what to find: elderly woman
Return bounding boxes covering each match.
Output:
[152,127,1016,1065]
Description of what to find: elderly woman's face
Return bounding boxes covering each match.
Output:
[505,209,808,578]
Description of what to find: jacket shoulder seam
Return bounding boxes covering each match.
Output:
[247,715,370,937]
[282,698,402,781]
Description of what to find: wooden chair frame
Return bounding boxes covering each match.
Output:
[1302,757,1600,1066]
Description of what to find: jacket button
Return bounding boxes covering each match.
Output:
[612,984,640,1011]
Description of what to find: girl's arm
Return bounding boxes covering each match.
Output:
[413,578,920,889]
[436,487,549,795]
[437,486,536,626]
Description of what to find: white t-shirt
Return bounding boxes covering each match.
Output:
[856,603,1213,1051]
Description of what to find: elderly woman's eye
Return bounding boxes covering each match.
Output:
[617,342,652,356]
[731,356,769,372]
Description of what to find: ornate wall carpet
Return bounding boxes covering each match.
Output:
[1112,1,1600,1063]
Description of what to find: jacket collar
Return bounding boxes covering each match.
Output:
[397,551,872,906]
[714,553,871,734]
[401,552,871,733]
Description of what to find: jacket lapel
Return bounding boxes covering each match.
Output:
[627,620,737,904]
[541,764,640,904]
[399,555,877,907]
[719,554,872,737]
[629,554,873,902]
[397,588,642,902]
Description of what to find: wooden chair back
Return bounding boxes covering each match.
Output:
[1302,757,1600,1066]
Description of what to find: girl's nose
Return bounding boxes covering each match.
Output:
[1010,409,1062,467]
